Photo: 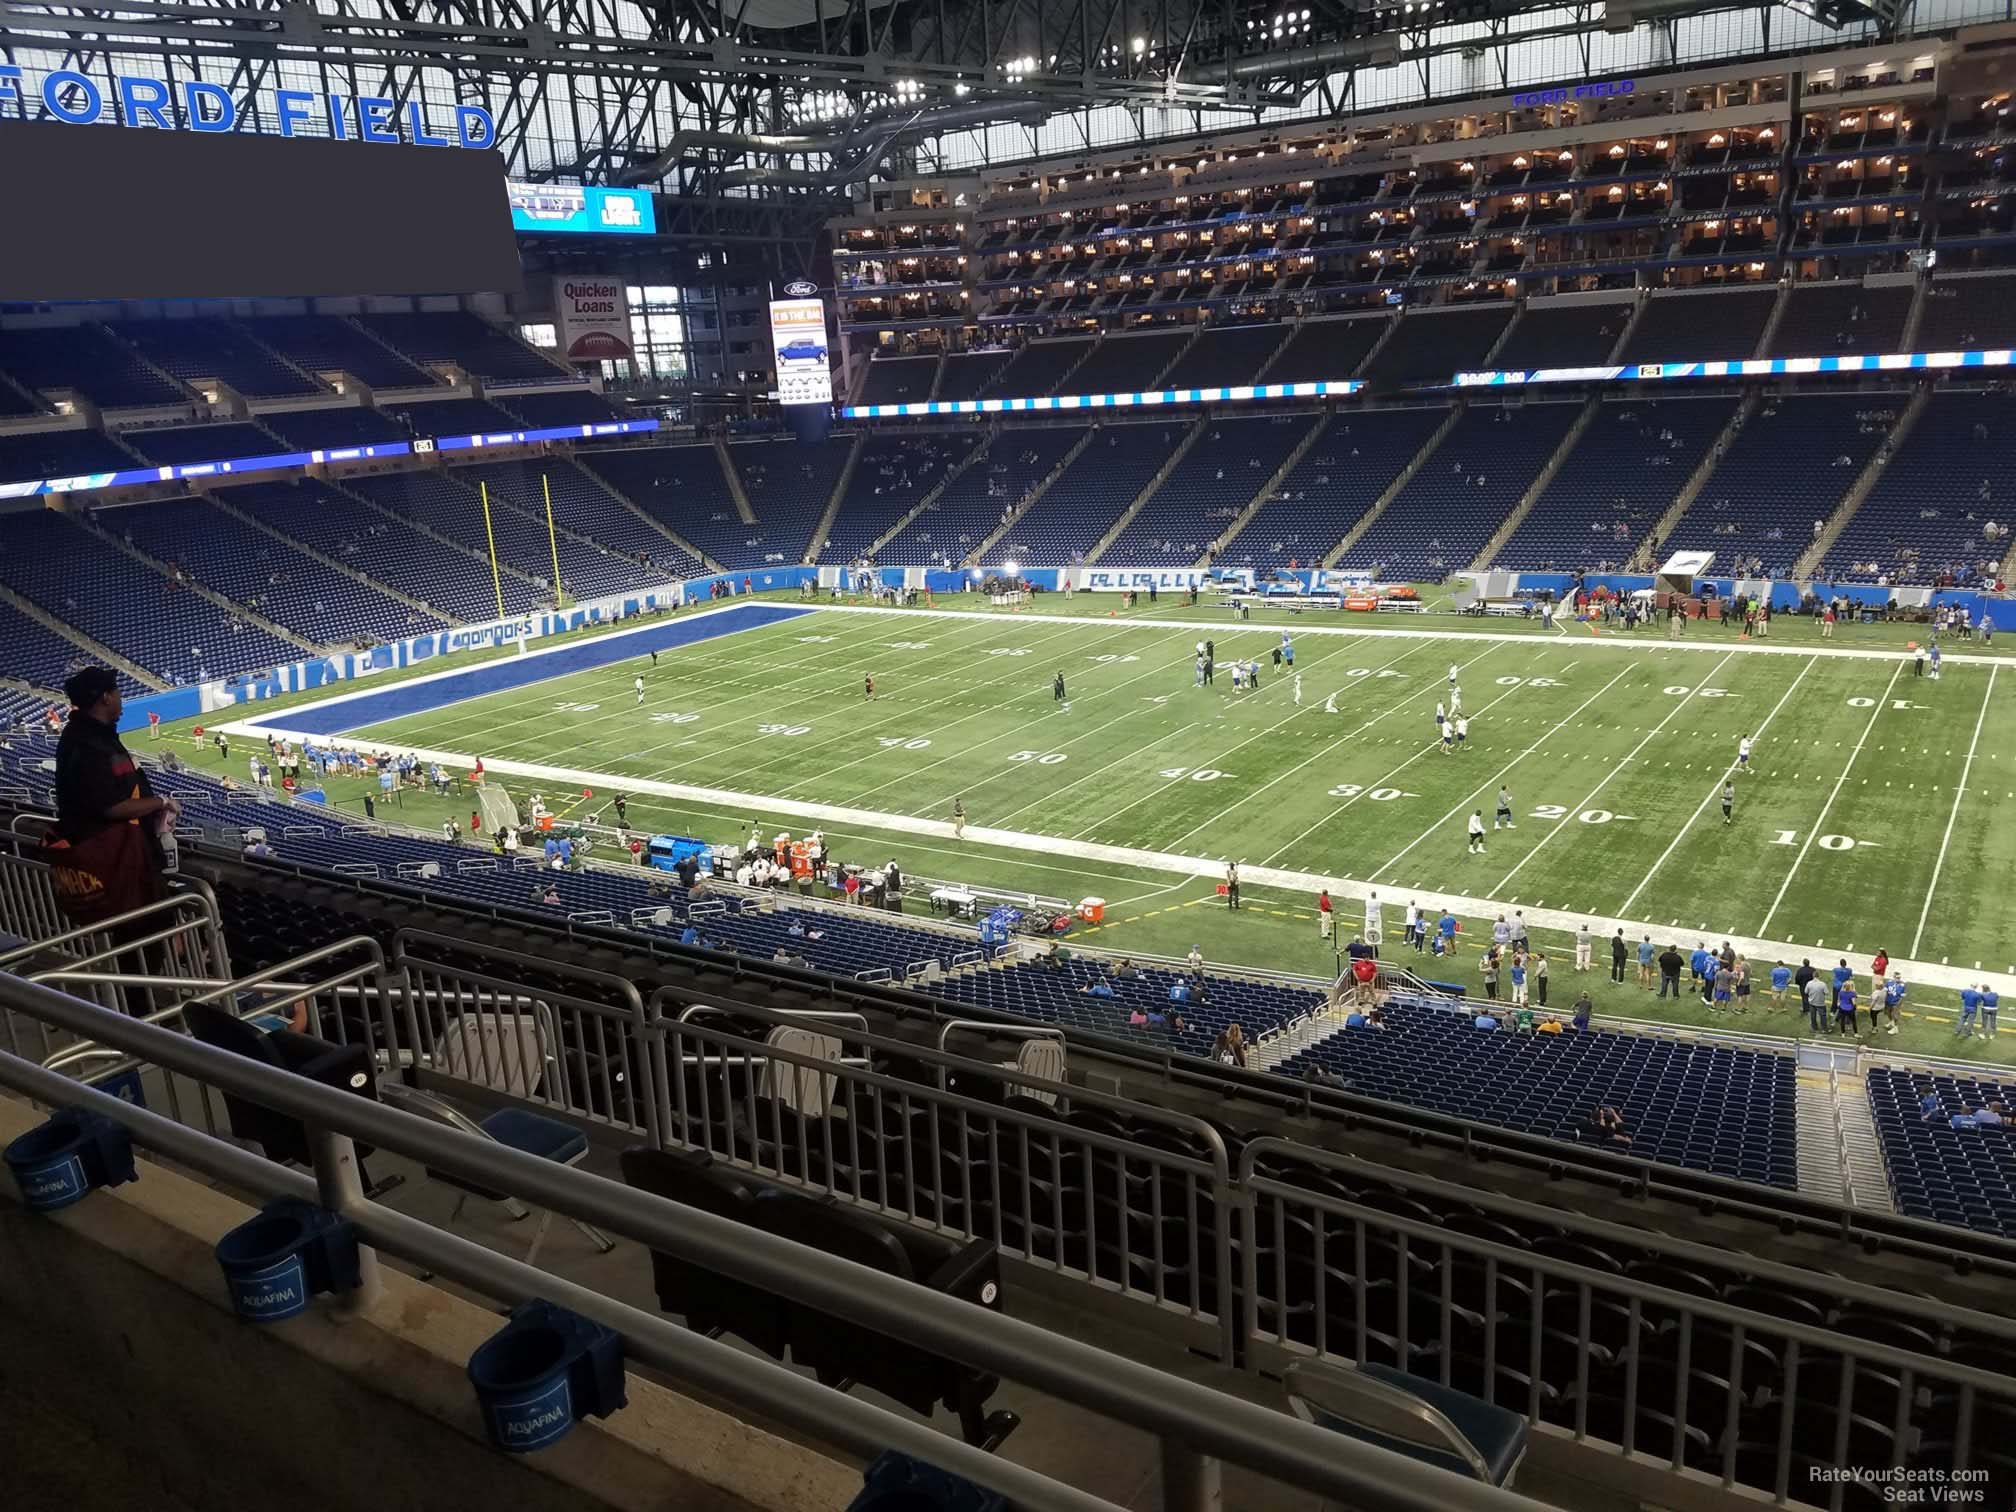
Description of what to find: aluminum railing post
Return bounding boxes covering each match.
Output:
[308,1124,383,1314]
[1160,1442,1222,1512]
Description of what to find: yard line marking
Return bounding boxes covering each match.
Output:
[1172,639,1507,854]
[985,715,1215,824]
[1248,647,1547,866]
[1911,663,1999,957]
[409,613,1009,759]
[1368,660,1642,881]
[1065,637,1427,843]
[840,626,1203,803]
[1757,659,1906,938]
[1618,655,1820,918]
[595,614,1114,782]
[1489,649,1741,896]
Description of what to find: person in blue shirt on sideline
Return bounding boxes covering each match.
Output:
[1836,979,1859,1037]
[1700,953,1720,1006]
[1957,984,1981,1037]
[1636,934,1656,988]
[1879,971,1905,1035]
[1438,909,1458,951]
[1830,958,1854,1011]
[1690,944,1710,984]
[1982,984,2001,1040]
[1770,960,1793,1009]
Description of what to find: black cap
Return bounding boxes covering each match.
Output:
[63,666,119,709]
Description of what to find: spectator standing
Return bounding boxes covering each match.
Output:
[50,667,179,949]
[1804,972,1831,1035]
[1317,888,1333,940]
[1610,929,1628,983]
[1658,944,1683,998]
[1574,923,1593,972]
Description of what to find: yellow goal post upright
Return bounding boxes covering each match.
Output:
[476,479,527,656]
[542,472,567,611]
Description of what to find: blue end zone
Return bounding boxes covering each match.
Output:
[257,603,812,736]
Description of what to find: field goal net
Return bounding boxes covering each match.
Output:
[474,781,519,835]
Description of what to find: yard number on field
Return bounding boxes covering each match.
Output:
[649,711,700,724]
[1496,676,1565,688]
[877,737,932,750]
[1327,783,1417,800]
[1159,767,1229,782]
[1772,830,1868,850]
[1664,685,1731,697]
[1009,750,1068,765]
[554,701,601,713]
[1531,804,1631,824]
[757,723,811,736]
[989,647,1032,657]
[1847,697,1923,710]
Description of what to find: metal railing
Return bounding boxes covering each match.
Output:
[1235,1138,2016,1511]
[392,929,659,1148]
[643,985,1240,1361]
[0,967,1542,1512]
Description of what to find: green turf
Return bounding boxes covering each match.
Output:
[177,593,2016,1065]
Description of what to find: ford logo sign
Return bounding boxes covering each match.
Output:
[783,280,818,297]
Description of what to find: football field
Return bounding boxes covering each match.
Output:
[287,598,2016,996]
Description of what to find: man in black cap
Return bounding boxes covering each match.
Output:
[50,669,180,983]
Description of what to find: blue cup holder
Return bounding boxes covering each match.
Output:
[3,1107,136,1212]
[467,1299,627,1453]
[846,1452,1004,1512]
[214,1198,362,1322]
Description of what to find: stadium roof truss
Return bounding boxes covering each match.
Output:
[0,0,1949,198]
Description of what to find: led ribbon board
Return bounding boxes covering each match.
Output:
[845,379,1364,418]
[1456,349,2016,386]
[0,421,660,500]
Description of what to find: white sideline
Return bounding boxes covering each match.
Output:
[814,601,2000,665]
[214,716,2014,999]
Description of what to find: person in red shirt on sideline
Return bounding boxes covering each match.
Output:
[1317,888,1333,940]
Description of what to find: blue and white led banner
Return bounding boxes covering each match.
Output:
[845,379,1363,419]
[0,420,660,499]
[1456,348,2016,387]
[850,345,2016,419]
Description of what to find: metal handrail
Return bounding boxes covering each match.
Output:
[1235,1163,2016,1497]
[185,848,2016,1277]
[1234,1137,2016,1345]
[0,970,1542,1512]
